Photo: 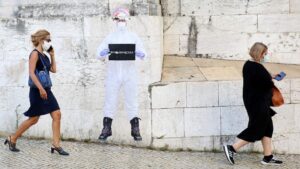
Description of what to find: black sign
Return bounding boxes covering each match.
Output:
[108,44,136,60]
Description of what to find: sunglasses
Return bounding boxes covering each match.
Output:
[113,18,126,22]
[45,39,51,42]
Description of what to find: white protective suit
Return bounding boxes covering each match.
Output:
[96,25,146,120]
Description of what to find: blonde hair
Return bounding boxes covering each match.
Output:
[249,42,268,61]
[31,29,50,47]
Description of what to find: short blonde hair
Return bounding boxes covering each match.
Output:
[249,42,268,61]
[31,29,50,47]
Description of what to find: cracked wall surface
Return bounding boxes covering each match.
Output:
[162,0,300,64]
[0,0,163,146]
[1,0,300,151]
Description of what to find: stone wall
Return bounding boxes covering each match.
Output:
[0,0,163,146]
[1,0,300,154]
[162,0,300,64]
[150,79,300,154]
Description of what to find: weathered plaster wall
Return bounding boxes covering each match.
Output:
[1,0,299,154]
[0,0,163,146]
[162,0,300,64]
[150,79,300,154]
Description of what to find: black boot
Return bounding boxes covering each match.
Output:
[130,117,142,141]
[98,117,113,141]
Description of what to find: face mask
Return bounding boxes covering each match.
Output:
[260,54,270,63]
[117,22,127,30]
[42,40,52,51]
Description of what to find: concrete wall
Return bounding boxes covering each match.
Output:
[1,0,300,154]
[162,0,300,64]
[0,0,163,147]
[150,79,300,154]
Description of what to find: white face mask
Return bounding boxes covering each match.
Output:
[116,22,127,30]
[260,54,270,63]
[42,40,52,51]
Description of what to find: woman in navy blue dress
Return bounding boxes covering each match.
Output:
[4,29,69,155]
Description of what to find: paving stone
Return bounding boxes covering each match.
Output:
[1,137,300,169]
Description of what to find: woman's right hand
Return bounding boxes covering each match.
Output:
[39,88,48,100]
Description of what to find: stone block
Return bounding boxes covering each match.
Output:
[186,82,218,107]
[197,30,248,54]
[152,138,183,150]
[295,104,300,133]
[248,33,300,53]
[219,81,243,106]
[247,0,289,14]
[151,82,186,108]
[220,106,248,135]
[178,35,188,55]
[291,0,300,14]
[183,136,220,151]
[161,0,181,16]
[211,15,257,33]
[270,52,300,64]
[152,108,184,138]
[163,16,191,35]
[181,0,248,16]
[258,14,300,33]
[184,107,221,137]
[164,34,179,55]
[291,79,300,103]
[272,104,296,134]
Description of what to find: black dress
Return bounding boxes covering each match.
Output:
[237,60,276,142]
[24,49,60,117]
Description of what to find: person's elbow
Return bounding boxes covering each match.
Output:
[29,71,36,78]
[50,69,57,73]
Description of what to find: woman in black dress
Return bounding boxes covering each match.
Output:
[4,29,69,155]
[223,42,282,165]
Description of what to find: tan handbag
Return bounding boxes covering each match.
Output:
[272,86,284,107]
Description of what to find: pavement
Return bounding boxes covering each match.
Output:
[1,137,300,169]
[162,56,300,82]
[1,57,300,169]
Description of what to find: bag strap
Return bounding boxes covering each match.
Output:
[33,49,48,72]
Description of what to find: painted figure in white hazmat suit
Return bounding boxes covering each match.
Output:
[96,7,145,141]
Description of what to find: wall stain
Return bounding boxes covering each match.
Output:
[187,16,198,57]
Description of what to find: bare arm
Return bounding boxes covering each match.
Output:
[29,51,44,90]
[29,51,48,99]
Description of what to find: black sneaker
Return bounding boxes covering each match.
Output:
[223,145,235,165]
[261,156,283,165]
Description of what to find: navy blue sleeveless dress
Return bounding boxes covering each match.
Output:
[24,49,60,117]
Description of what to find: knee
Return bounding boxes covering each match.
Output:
[30,117,39,125]
[52,111,61,121]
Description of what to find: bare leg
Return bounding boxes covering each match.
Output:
[261,137,272,156]
[10,116,40,143]
[232,139,249,152]
[50,110,61,147]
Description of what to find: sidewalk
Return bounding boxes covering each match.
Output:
[0,137,299,169]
